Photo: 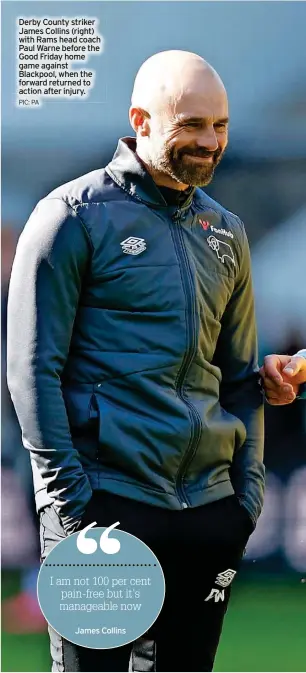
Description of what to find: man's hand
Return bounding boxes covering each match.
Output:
[259,354,306,405]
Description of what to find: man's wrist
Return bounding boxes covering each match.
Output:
[293,350,306,399]
[57,512,84,536]
[55,495,93,535]
[294,349,306,360]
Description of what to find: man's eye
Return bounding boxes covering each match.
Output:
[214,123,227,131]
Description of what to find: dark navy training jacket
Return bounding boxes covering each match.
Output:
[7,137,265,534]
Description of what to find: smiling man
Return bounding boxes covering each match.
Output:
[131,50,228,189]
[7,50,264,672]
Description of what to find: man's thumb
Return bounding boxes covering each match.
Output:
[283,358,299,376]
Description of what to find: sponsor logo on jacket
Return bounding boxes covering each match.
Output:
[199,219,233,239]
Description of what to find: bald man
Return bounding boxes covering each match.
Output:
[7,51,264,672]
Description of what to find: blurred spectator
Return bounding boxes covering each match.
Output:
[1,226,47,633]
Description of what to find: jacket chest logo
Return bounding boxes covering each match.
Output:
[120,236,146,256]
[199,218,234,240]
[199,219,210,230]
[207,235,236,266]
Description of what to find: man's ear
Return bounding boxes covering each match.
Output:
[129,107,151,137]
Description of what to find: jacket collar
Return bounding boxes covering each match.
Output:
[105,137,196,210]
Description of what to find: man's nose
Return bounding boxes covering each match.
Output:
[197,126,218,153]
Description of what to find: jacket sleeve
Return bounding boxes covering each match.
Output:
[212,218,265,527]
[6,197,93,534]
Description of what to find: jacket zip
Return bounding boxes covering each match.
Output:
[170,209,203,508]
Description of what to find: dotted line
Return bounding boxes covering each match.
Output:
[45,563,157,568]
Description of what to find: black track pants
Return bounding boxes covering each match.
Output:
[39,492,254,672]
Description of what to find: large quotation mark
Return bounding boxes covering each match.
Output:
[76,521,121,555]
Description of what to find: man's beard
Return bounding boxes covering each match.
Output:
[150,143,223,187]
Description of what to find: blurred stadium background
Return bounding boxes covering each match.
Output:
[1,1,306,671]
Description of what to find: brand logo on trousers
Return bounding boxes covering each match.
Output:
[120,237,146,256]
[205,588,225,603]
[215,569,237,588]
[204,569,236,602]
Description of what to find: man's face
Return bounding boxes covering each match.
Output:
[147,90,229,187]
